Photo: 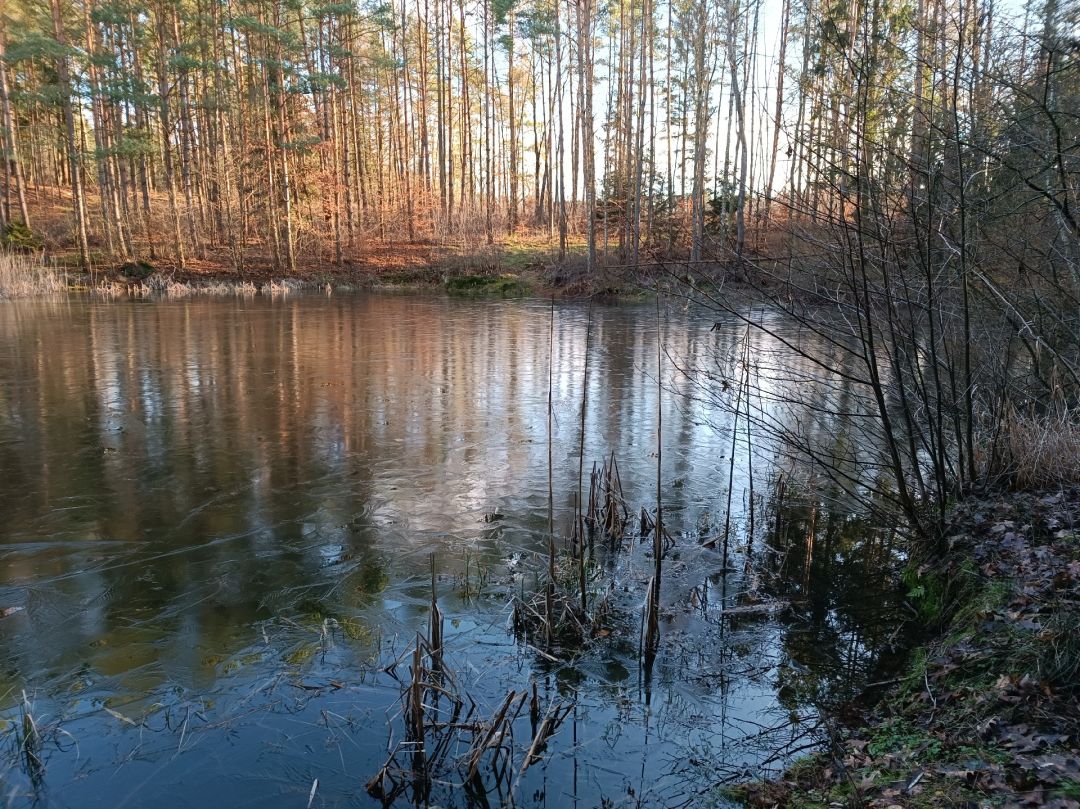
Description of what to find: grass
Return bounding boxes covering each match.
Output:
[0,252,68,298]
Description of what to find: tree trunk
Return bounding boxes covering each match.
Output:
[49,0,91,268]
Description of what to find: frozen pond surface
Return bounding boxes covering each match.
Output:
[0,293,903,807]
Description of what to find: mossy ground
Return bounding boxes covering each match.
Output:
[735,489,1080,809]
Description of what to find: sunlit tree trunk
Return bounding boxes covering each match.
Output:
[50,0,90,268]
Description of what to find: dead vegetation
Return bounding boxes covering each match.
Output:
[0,252,68,298]
[510,452,663,653]
[988,409,1080,491]
[91,276,298,298]
[366,562,574,806]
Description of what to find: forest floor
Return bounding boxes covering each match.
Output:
[734,488,1080,809]
[56,232,584,295]
[9,186,658,297]
[7,186,783,299]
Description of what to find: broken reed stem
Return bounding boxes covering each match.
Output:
[744,332,755,552]
[374,631,572,805]
[547,296,555,647]
[652,291,660,604]
[520,699,571,773]
[722,327,750,568]
[605,453,629,541]
[467,690,516,780]
[773,473,787,548]
[429,555,443,672]
[20,691,42,775]
[576,299,593,615]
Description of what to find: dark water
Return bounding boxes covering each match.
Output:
[0,293,904,807]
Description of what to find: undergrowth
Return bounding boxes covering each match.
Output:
[0,252,67,298]
[734,488,1080,809]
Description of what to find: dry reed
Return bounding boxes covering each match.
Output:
[0,252,68,298]
[993,408,1080,489]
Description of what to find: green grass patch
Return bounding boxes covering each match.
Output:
[866,717,943,760]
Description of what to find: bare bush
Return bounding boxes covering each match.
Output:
[990,410,1080,490]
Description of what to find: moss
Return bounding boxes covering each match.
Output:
[222,653,265,674]
[377,267,441,286]
[444,273,529,296]
[443,274,492,290]
[902,564,951,622]
[494,245,541,272]
[865,718,943,760]
[339,616,373,642]
[1058,780,1080,801]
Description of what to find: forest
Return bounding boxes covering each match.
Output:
[0,0,1073,280]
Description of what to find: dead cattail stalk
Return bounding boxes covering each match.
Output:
[576,300,593,615]
[546,296,555,647]
[429,555,443,672]
[640,506,654,538]
[577,513,587,615]
[643,575,660,654]
[743,334,756,552]
[722,327,751,569]
[652,289,663,648]
[772,473,787,549]
[466,690,516,780]
[409,638,425,743]
[529,680,539,729]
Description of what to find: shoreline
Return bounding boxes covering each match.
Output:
[733,487,1080,808]
[1,250,735,301]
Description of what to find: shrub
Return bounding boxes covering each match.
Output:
[0,222,42,252]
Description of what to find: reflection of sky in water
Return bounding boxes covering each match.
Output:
[0,294,900,807]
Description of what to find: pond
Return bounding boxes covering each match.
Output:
[0,292,905,807]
